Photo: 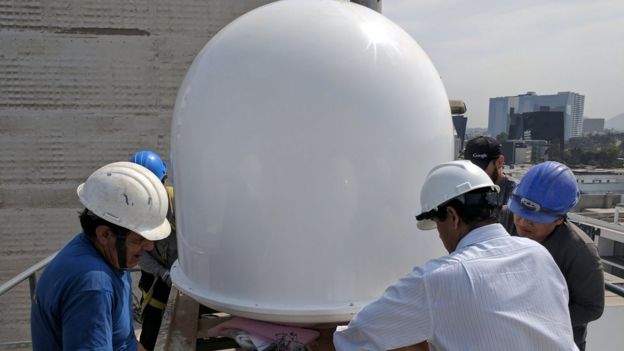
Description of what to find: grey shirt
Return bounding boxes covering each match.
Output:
[498,176,517,207]
[139,186,178,278]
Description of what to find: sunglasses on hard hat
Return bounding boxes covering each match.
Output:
[510,194,562,215]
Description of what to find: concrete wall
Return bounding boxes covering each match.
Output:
[576,193,623,211]
[0,0,275,343]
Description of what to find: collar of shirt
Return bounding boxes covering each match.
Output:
[455,223,509,251]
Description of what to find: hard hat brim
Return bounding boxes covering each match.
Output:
[416,219,437,231]
[508,199,562,224]
[139,219,171,241]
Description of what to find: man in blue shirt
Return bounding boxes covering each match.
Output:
[31,162,171,351]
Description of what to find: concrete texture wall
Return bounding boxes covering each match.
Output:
[0,0,276,343]
[576,193,623,211]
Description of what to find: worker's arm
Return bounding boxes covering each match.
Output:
[567,242,605,326]
[311,327,337,351]
[139,251,171,286]
[312,328,429,351]
[333,268,432,350]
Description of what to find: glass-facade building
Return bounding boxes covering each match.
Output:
[488,91,585,141]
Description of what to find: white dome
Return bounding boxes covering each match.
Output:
[170,0,452,324]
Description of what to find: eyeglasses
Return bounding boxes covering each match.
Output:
[416,191,500,222]
[511,194,562,215]
[415,209,437,222]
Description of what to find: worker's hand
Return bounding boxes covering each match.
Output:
[137,341,148,351]
[159,269,172,287]
[307,327,336,351]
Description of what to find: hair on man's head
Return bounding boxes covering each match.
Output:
[432,188,501,229]
[79,209,129,238]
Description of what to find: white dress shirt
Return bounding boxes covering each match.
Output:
[334,223,578,351]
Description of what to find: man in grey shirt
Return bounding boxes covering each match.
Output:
[501,161,604,351]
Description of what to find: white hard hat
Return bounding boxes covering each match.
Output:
[416,160,499,230]
[77,161,171,241]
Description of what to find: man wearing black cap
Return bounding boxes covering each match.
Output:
[464,136,517,205]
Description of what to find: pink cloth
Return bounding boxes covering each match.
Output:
[206,317,320,345]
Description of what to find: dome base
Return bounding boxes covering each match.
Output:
[171,262,362,326]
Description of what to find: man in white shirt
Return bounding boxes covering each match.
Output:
[333,160,577,351]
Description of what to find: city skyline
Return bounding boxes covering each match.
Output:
[382,0,624,128]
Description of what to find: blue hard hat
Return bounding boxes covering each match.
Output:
[507,161,579,224]
[130,150,168,181]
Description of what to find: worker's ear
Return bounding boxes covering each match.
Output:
[94,225,113,245]
[495,154,505,169]
[447,206,460,229]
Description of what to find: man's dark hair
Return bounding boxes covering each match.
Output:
[79,209,129,238]
[79,208,133,269]
[433,188,501,230]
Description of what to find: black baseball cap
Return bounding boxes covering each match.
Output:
[464,136,501,170]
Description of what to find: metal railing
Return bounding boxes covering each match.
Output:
[568,212,624,235]
[0,251,58,302]
[0,251,58,349]
[568,212,624,297]
[606,282,624,297]
[0,252,141,299]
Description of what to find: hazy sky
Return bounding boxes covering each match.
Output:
[382,0,624,128]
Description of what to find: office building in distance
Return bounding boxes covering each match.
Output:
[583,118,605,135]
[488,91,584,141]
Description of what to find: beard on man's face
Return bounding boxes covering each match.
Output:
[490,169,498,183]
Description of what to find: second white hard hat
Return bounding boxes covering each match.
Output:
[77,161,171,241]
[416,160,499,230]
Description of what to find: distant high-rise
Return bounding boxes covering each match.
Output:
[508,111,565,153]
[488,91,584,141]
[583,118,605,135]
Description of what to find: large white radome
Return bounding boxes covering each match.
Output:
[170,0,453,324]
